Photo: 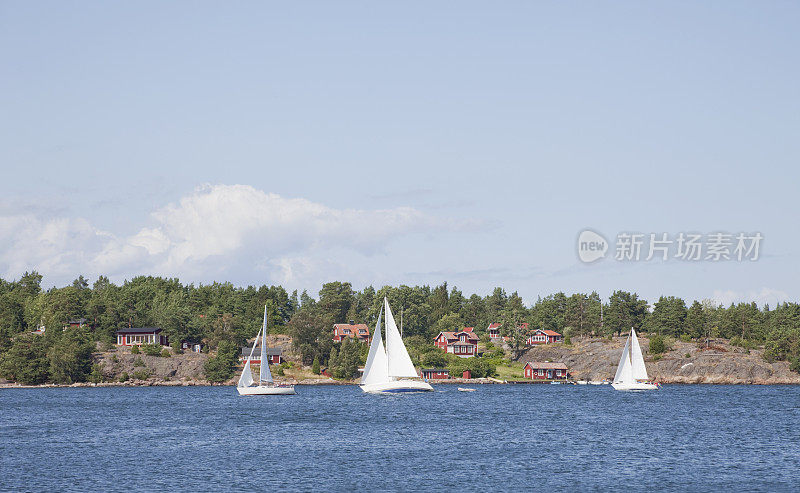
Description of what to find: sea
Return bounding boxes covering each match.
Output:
[1,384,799,492]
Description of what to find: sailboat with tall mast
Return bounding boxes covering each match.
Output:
[612,328,658,391]
[360,298,433,394]
[237,305,296,396]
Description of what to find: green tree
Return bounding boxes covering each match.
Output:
[48,329,94,384]
[0,334,50,384]
[605,290,648,336]
[203,340,240,382]
[646,296,687,337]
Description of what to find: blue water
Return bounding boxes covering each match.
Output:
[1,385,799,492]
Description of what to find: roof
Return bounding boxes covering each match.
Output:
[115,327,162,334]
[333,323,370,337]
[524,362,568,370]
[462,327,474,333]
[241,347,283,357]
[421,368,449,373]
[68,318,87,324]
[536,329,562,337]
[437,331,479,343]
[487,323,502,329]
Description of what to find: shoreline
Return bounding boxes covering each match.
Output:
[3,378,799,389]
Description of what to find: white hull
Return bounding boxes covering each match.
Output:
[611,382,658,391]
[237,385,296,396]
[360,379,434,394]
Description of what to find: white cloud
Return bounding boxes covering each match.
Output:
[0,184,451,286]
[711,287,791,308]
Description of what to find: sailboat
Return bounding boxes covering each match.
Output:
[237,305,296,396]
[612,328,658,391]
[360,298,433,394]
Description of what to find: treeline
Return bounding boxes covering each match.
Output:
[1,272,799,384]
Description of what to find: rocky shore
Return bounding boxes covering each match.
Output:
[2,335,798,389]
[519,336,800,385]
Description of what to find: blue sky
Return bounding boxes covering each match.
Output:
[1,1,798,306]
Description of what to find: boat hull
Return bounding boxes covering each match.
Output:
[360,380,434,394]
[611,382,658,391]
[237,385,296,396]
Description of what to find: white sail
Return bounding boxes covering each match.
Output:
[613,333,632,384]
[630,329,649,381]
[361,307,389,385]
[384,298,418,378]
[238,330,260,388]
[238,359,254,388]
[259,306,273,384]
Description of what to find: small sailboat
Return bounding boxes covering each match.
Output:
[237,306,296,396]
[360,298,433,394]
[612,328,658,391]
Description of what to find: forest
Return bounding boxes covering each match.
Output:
[1,271,798,384]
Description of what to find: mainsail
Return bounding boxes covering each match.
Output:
[361,306,389,385]
[384,298,418,378]
[259,305,273,384]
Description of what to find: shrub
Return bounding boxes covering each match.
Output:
[649,334,667,354]
[141,344,162,356]
[312,356,320,375]
[133,357,144,367]
[653,354,663,362]
[130,346,140,354]
[88,364,104,383]
[685,353,691,358]
[171,340,184,354]
[680,334,691,343]
[564,333,572,345]
[111,355,119,363]
[790,357,800,374]
[161,349,171,358]
[275,366,285,376]
[118,372,129,382]
[132,369,151,380]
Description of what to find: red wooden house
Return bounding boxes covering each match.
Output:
[240,347,283,365]
[333,321,371,343]
[421,368,450,380]
[115,327,168,347]
[434,327,479,358]
[523,362,568,380]
[526,329,563,345]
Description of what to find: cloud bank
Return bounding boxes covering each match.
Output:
[0,184,457,287]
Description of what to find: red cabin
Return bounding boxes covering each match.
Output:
[240,347,283,365]
[524,362,568,380]
[421,368,450,380]
[526,329,563,345]
[434,328,479,358]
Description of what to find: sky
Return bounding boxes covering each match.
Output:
[1,1,799,307]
